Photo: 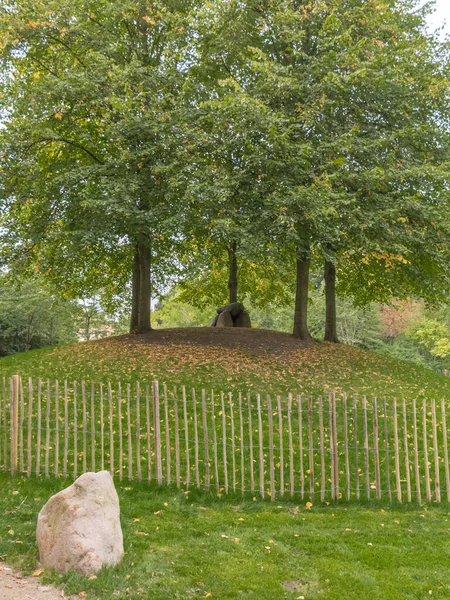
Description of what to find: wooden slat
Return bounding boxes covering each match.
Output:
[9,378,13,474]
[343,393,350,501]
[202,389,210,491]
[298,395,304,499]
[145,385,152,483]
[153,381,162,485]
[44,380,51,478]
[267,395,275,501]
[63,381,69,477]
[353,396,360,500]
[192,389,200,488]
[136,382,142,482]
[247,392,255,494]
[19,377,24,473]
[402,398,411,503]
[328,395,335,500]
[431,398,440,503]
[211,391,219,492]
[382,397,392,501]
[100,382,105,471]
[72,381,77,479]
[362,396,370,500]
[118,383,123,481]
[332,392,339,500]
[423,399,431,502]
[10,376,19,476]
[127,384,133,481]
[257,393,264,498]
[27,378,33,477]
[82,380,87,474]
[174,387,181,488]
[229,393,236,493]
[91,382,96,472]
[412,399,421,504]
[287,393,294,498]
[238,392,245,496]
[182,386,190,488]
[163,384,171,485]
[319,396,326,502]
[108,382,114,476]
[0,378,4,469]
[2,377,7,470]
[54,380,59,477]
[393,399,402,502]
[373,398,381,501]
[221,392,229,494]
[308,396,314,502]
[441,399,450,503]
[277,395,284,497]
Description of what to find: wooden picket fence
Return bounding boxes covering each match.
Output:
[1,375,450,504]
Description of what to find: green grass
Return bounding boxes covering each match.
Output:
[2,331,450,598]
[0,328,450,400]
[1,472,450,599]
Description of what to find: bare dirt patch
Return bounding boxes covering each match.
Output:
[0,563,74,600]
[99,327,313,360]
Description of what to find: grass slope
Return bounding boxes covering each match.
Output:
[1,328,449,400]
[2,473,450,600]
[1,329,450,599]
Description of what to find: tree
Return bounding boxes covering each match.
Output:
[0,280,79,355]
[203,0,450,340]
[0,0,194,333]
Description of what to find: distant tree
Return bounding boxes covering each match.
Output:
[379,300,422,339]
[0,280,79,355]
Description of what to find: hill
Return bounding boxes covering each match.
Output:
[1,327,449,400]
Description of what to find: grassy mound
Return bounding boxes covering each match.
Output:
[0,327,449,400]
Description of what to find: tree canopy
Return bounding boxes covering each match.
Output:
[1,0,450,341]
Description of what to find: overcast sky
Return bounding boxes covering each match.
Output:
[425,0,450,35]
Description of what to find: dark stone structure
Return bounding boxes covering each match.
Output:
[210,303,251,328]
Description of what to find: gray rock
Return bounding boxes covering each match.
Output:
[217,302,245,319]
[216,311,234,328]
[37,471,124,575]
[234,309,252,328]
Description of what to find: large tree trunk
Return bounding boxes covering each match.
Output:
[137,244,152,333]
[324,259,339,343]
[227,241,238,304]
[130,243,152,334]
[293,256,312,340]
[130,245,140,334]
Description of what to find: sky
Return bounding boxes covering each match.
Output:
[425,0,450,35]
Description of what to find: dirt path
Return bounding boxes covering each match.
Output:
[0,563,75,600]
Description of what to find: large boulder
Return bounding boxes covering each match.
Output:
[37,471,124,575]
[211,302,252,328]
[217,302,245,319]
[234,309,251,328]
[216,311,234,328]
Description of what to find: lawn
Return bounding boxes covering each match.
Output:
[2,330,450,599]
[1,472,450,600]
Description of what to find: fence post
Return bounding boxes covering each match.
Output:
[153,381,163,485]
[10,375,19,476]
